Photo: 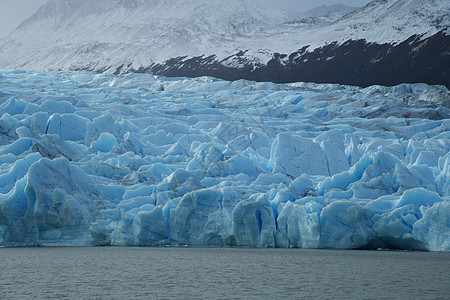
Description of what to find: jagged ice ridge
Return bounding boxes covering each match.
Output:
[0,69,449,250]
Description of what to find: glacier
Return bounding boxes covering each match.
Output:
[0,69,449,250]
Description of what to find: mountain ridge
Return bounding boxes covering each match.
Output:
[0,0,448,87]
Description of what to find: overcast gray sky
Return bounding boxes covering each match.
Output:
[0,0,372,38]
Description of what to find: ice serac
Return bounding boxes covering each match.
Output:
[232,193,276,247]
[1,156,97,246]
[270,133,329,177]
[0,70,449,250]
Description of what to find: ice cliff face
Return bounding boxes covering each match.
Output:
[0,0,448,87]
[0,70,449,250]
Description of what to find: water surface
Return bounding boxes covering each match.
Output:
[1,247,448,299]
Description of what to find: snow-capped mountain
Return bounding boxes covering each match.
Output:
[287,4,358,25]
[299,4,357,18]
[0,0,285,70]
[0,0,449,87]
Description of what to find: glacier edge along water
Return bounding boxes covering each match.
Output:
[0,69,449,250]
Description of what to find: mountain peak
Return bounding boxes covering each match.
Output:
[0,0,448,75]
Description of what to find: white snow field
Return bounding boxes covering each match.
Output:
[1,0,448,72]
[0,69,449,250]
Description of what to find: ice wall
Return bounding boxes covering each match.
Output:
[0,70,449,250]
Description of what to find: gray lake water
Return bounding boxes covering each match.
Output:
[0,247,449,299]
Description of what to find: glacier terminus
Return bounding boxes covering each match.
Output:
[0,69,448,250]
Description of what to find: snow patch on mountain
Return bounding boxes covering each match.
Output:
[287,4,358,25]
[0,0,448,73]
